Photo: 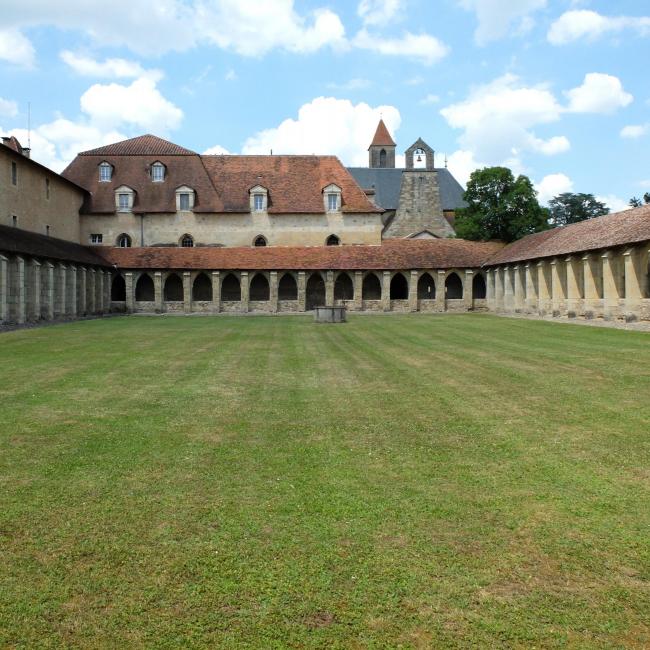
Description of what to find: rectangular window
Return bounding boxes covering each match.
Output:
[99,164,112,182]
[254,193,264,211]
[11,161,17,185]
[90,234,103,244]
[46,225,50,236]
[179,193,190,211]
[45,178,50,199]
[12,215,17,227]
[151,165,165,182]
[327,193,338,211]
[118,193,130,210]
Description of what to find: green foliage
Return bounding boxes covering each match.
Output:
[629,192,650,208]
[455,167,549,242]
[548,192,609,226]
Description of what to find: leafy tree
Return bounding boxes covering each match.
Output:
[455,167,549,242]
[629,193,650,208]
[548,193,609,226]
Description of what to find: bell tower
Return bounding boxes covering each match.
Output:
[368,119,396,168]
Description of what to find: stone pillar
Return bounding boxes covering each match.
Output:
[104,271,111,312]
[537,260,551,314]
[408,270,419,312]
[43,262,54,320]
[565,256,582,316]
[325,271,334,307]
[211,271,221,313]
[485,269,494,309]
[623,247,645,312]
[154,272,163,312]
[125,272,134,313]
[494,267,504,311]
[57,264,67,318]
[550,258,566,316]
[240,271,249,313]
[78,267,87,315]
[183,271,192,313]
[67,265,77,318]
[353,271,363,311]
[436,270,446,311]
[503,267,514,312]
[88,269,96,313]
[96,270,104,313]
[513,266,525,311]
[0,255,7,323]
[269,271,278,313]
[525,263,537,312]
[12,257,25,324]
[602,250,621,319]
[29,259,41,321]
[463,269,473,310]
[297,271,306,312]
[382,271,391,312]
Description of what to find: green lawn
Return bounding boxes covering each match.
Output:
[1,314,649,649]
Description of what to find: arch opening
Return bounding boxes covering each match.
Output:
[390,272,408,300]
[116,233,131,248]
[326,234,340,246]
[250,274,270,301]
[253,235,267,247]
[278,273,297,300]
[192,273,212,301]
[445,272,463,299]
[164,273,184,301]
[417,273,436,300]
[334,273,354,301]
[306,273,325,310]
[362,273,382,300]
[221,273,241,301]
[473,274,486,300]
[111,274,126,301]
[135,274,154,301]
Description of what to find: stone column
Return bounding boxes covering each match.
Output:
[409,270,419,312]
[325,271,334,307]
[382,271,391,312]
[623,247,645,313]
[57,263,67,318]
[513,266,525,311]
[550,258,566,316]
[28,259,41,321]
[96,270,104,313]
[240,271,249,313]
[602,250,622,319]
[436,270,446,311]
[104,271,111,312]
[78,267,87,315]
[525,263,537,312]
[297,271,306,312]
[503,267,514,312]
[565,256,582,316]
[485,268,495,310]
[125,272,134,313]
[211,271,221,313]
[43,262,54,320]
[67,265,77,318]
[353,271,363,311]
[537,260,551,314]
[269,271,278,313]
[12,257,25,324]
[154,272,163,312]
[494,267,504,311]
[0,255,7,323]
[463,269,473,310]
[88,269,96,313]
[183,271,192,313]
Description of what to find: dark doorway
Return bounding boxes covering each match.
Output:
[362,273,381,300]
[417,273,435,299]
[111,274,126,301]
[390,273,408,299]
[193,273,212,301]
[278,274,297,300]
[221,274,241,301]
[306,273,325,310]
[445,272,463,299]
[164,273,183,301]
[135,274,154,301]
[473,274,486,299]
[250,274,270,301]
[334,273,353,300]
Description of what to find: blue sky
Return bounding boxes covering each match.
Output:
[1,0,649,210]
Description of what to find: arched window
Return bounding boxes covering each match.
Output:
[192,273,212,301]
[413,148,426,169]
[250,274,270,301]
[221,273,241,301]
[180,234,194,248]
[278,273,298,300]
[306,273,325,310]
[253,235,267,247]
[135,274,154,301]
[111,274,126,301]
[362,273,381,300]
[390,272,408,299]
[151,162,165,182]
[164,273,183,301]
[417,272,436,299]
[473,274,486,299]
[116,233,132,248]
[445,272,463,299]
[379,149,387,167]
[334,273,353,300]
[99,162,113,182]
[326,234,340,246]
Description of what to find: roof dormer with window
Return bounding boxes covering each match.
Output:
[175,186,195,212]
[115,185,135,212]
[249,185,268,213]
[150,161,166,182]
[99,161,113,182]
[323,184,342,212]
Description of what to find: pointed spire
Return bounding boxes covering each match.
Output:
[369,119,396,149]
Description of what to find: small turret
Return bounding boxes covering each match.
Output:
[368,119,396,168]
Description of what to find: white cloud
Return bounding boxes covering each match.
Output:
[620,124,649,139]
[419,94,440,105]
[548,10,650,45]
[354,29,449,65]
[444,149,487,187]
[536,173,573,204]
[565,73,633,114]
[203,144,231,155]
[242,96,400,166]
[0,27,35,67]
[357,0,404,26]
[0,98,18,118]
[596,194,630,213]
[457,0,547,45]
[60,51,149,79]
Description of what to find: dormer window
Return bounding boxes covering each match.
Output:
[323,184,342,212]
[151,162,165,182]
[249,185,268,212]
[175,186,195,211]
[115,185,135,212]
[99,162,113,182]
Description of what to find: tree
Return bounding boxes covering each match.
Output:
[629,193,650,208]
[455,167,549,242]
[548,193,609,226]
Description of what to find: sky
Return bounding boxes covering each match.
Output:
[1,0,649,212]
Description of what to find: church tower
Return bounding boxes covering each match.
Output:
[368,119,396,168]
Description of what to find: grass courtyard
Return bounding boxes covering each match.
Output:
[1,313,649,648]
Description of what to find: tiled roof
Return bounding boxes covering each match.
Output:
[97,238,504,270]
[78,135,197,157]
[201,155,380,214]
[1,135,24,154]
[369,119,396,147]
[485,205,650,265]
[0,225,109,267]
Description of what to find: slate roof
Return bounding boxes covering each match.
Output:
[485,205,650,265]
[347,167,468,211]
[369,119,396,147]
[98,238,504,270]
[0,225,109,267]
[79,134,197,157]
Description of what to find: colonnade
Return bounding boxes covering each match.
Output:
[485,243,650,321]
[0,253,112,325]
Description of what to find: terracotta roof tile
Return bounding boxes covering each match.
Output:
[79,135,197,157]
[369,119,396,148]
[486,205,650,265]
[97,238,504,271]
